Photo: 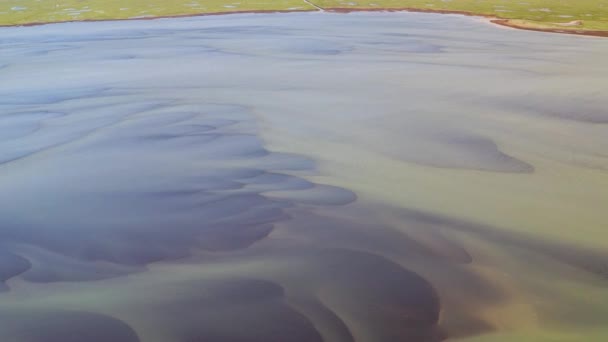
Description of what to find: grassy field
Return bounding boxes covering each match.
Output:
[0,0,315,25]
[1,0,607,32]
[317,0,608,30]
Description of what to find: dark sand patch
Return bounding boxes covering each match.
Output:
[0,309,140,342]
[393,207,608,280]
[370,127,534,173]
[313,249,443,341]
[495,96,608,124]
[288,296,356,342]
[151,278,324,342]
[0,251,31,291]
[0,98,356,285]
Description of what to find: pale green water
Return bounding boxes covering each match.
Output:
[0,12,607,342]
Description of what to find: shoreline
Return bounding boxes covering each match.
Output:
[1,7,607,38]
[490,19,608,38]
[0,9,315,28]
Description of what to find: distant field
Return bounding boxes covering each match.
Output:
[0,0,315,25]
[316,0,608,30]
[1,0,607,32]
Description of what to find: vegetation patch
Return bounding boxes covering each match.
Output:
[1,0,607,34]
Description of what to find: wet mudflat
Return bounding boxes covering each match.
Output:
[0,12,607,342]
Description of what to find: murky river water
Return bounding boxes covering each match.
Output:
[1,12,607,342]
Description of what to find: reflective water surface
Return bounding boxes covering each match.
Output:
[1,12,608,342]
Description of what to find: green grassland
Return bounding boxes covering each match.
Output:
[317,0,608,30]
[0,0,315,25]
[1,0,607,31]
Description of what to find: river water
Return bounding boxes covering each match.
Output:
[1,12,607,342]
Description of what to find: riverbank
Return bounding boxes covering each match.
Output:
[325,8,608,37]
[1,6,607,38]
[491,18,608,37]
[0,9,315,28]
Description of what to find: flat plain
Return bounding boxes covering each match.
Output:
[1,0,608,34]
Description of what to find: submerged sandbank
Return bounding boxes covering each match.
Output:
[1,11,608,342]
